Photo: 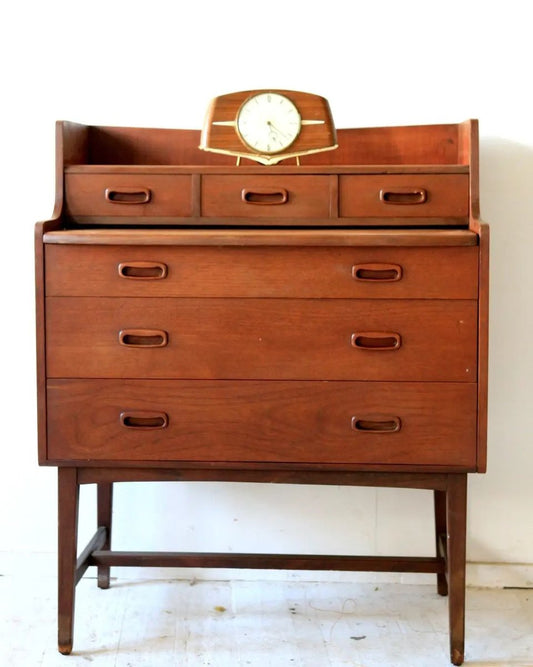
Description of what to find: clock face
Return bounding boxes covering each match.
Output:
[236,92,302,154]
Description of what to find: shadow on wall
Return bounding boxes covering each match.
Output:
[467,138,533,566]
[480,137,533,242]
[479,138,533,431]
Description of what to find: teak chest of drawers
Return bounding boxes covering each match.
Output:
[35,120,489,665]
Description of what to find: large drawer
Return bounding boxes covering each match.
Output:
[45,297,477,381]
[339,174,469,222]
[65,173,192,220]
[46,379,477,467]
[44,245,479,299]
[201,175,332,219]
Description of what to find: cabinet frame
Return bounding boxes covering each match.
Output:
[35,120,489,666]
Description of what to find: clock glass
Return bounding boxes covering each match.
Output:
[236,92,302,154]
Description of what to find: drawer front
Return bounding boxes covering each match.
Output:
[45,245,479,300]
[46,379,477,467]
[339,174,469,221]
[46,297,477,381]
[65,174,192,219]
[201,175,332,219]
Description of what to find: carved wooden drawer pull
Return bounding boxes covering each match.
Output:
[120,411,169,430]
[351,416,402,433]
[118,261,168,280]
[241,187,289,205]
[351,331,402,351]
[351,263,403,282]
[118,329,169,348]
[379,187,427,205]
[105,187,151,204]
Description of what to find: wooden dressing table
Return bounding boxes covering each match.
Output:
[35,119,488,665]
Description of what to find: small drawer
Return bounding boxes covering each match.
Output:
[339,174,469,223]
[65,173,192,221]
[201,175,332,219]
[44,245,478,299]
[46,379,477,467]
[45,297,478,382]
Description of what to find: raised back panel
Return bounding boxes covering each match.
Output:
[87,126,230,165]
[77,123,469,166]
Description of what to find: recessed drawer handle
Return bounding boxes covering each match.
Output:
[120,411,169,430]
[351,416,402,433]
[119,329,169,348]
[352,263,403,282]
[379,187,427,205]
[118,262,168,280]
[241,188,289,205]
[105,187,151,204]
[351,331,401,351]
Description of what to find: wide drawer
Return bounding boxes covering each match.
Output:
[339,174,469,222]
[44,245,479,299]
[65,173,192,220]
[201,175,332,219]
[46,379,477,467]
[45,297,477,381]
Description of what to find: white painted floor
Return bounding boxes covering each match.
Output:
[1,568,532,666]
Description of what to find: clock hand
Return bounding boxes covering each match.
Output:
[267,120,289,140]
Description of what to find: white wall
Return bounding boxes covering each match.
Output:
[1,0,532,584]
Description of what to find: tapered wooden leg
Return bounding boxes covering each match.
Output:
[434,489,448,596]
[97,482,113,589]
[446,474,467,666]
[58,468,79,655]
